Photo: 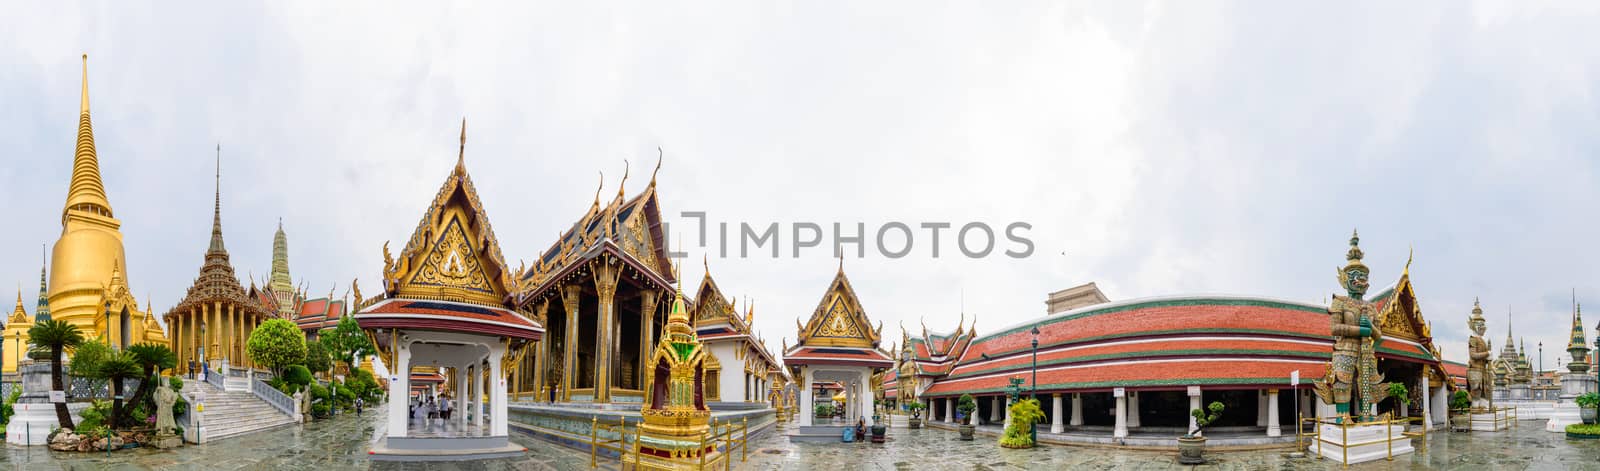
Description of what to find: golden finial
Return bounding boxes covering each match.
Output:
[457,117,467,169]
[649,147,663,188]
[616,160,629,200]
[592,171,604,207]
[80,54,89,113]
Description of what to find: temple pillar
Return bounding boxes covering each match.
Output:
[490,346,508,436]
[1051,393,1064,433]
[1188,388,1201,435]
[456,366,468,430]
[945,397,954,423]
[1256,390,1268,427]
[860,376,874,426]
[592,263,621,403]
[1267,389,1281,437]
[387,340,411,438]
[638,290,656,395]
[1003,395,1012,429]
[474,363,486,431]
[1128,391,1141,428]
[211,302,222,366]
[798,367,813,427]
[174,314,183,371]
[559,285,581,402]
[990,396,1002,424]
[531,301,549,402]
[1071,393,1083,426]
[1113,393,1128,438]
[1420,376,1432,430]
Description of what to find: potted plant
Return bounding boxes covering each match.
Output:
[1178,401,1224,465]
[872,399,883,424]
[1449,390,1471,431]
[998,398,1044,448]
[957,394,979,441]
[906,400,925,429]
[1387,383,1411,418]
[1577,393,1600,425]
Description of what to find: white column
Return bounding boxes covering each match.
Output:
[387,341,411,438]
[1003,396,1012,429]
[1257,391,1268,426]
[1188,389,1201,435]
[1127,392,1141,428]
[1113,394,1128,438]
[990,396,1003,424]
[1431,384,1448,425]
[1420,376,1432,431]
[1051,393,1064,433]
[799,369,814,427]
[473,363,485,432]
[860,376,874,426]
[945,398,954,423]
[1070,393,1083,426]
[490,347,508,436]
[456,366,469,431]
[1267,389,1281,437]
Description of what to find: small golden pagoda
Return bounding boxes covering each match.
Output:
[632,279,723,470]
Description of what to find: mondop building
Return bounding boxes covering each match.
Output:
[894,235,1454,447]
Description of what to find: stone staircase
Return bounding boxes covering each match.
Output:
[184,382,298,442]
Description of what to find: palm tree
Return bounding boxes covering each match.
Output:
[98,350,142,429]
[125,343,176,420]
[27,319,85,429]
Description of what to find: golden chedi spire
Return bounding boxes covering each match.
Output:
[50,54,137,336]
[66,54,112,219]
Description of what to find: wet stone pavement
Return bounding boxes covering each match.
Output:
[3,414,1598,470]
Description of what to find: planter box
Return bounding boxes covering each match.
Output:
[1177,437,1206,465]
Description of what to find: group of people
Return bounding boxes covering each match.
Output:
[410,394,454,424]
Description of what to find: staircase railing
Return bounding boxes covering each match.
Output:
[205,364,226,390]
[251,377,297,417]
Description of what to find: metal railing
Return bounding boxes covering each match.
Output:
[1304,413,1415,467]
[569,415,751,470]
[251,377,296,417]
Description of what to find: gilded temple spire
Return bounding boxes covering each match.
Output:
[456,117,466,170]
[208,143,226,255]
[34,251,50,322]
[65,53,113,219]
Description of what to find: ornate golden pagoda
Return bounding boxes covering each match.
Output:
[632,276,723,470]
[46,55,164,350]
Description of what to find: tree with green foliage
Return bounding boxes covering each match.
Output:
[957,394,978,425]
[247,319,306,377]
[998,398,1045,448]
[29,319,85,429]
[320,314,374,373]
[125,343,176,421]
[97,350,142,429]
[1188,401,1225,438]
[304,338,333,376]
[69,339,113,398]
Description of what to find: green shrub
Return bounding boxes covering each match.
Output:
[956,394,978,424]
[1387,383,1410,406]
[1450,390,1471,410]
[1576,393,1600,409]
[173,396,188,417]
[814,404,834,417]
[998,398,1044,448]
[1189,401,1225,438]
[311,402,330,418]
[76,399,113,432]
[1567,423,1600,435]
[168,376,184,392]
[2,387,21,426]
[283,365,314,388]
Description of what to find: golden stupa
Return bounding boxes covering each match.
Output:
[45,55,165,349]
[631,276,723,469]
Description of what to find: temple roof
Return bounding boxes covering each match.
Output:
[515,158,674,300]
[166,150,272,321]
[359,120,540,341]
[792,265,881,348]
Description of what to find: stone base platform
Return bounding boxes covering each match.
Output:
[1308,423,1413,465]
[368,436,526,461]
[1472,410,1512,431]
[1545,404,1585,432]
[7,402,88,446]
[506,402,776,460]
[1499,400,1558,420]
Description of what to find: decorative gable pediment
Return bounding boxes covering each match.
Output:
[797,269,880,348]
[383,154,515,308]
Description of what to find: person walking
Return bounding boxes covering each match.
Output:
[355,397,364,416]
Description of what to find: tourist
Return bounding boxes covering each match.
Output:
[854,418,866,443]
[440,395,453,421]
[355,397,364,416]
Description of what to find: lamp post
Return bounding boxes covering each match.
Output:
[1030,326,1039,400]
[103,301,112,349]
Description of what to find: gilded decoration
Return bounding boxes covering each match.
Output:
[402,212,497,300]
[795,267,881,349]
[817,299,865,339]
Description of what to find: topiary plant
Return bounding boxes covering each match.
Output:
[1450,390,1471,411]
[957,394,978,425]
[1188,401,1224,438]
[998,398,1044,448]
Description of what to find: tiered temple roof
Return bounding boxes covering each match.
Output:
[166,149,274,322]
[782,265,893,369]
[515,159,675,306]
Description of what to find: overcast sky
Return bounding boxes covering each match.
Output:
[3,2,1598,369]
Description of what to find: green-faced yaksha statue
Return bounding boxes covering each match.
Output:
[1315,230,1385,420]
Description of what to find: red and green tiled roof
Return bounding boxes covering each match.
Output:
[356,298,542,340]
[784,346,894,368]
[920,295,1439,397]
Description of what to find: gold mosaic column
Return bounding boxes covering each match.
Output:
[532,300,549,401]
[560,284,581,402]
[638,289,657,391]
[592,262,621,403]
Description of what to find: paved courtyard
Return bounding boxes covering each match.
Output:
[2,413,1598,470]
